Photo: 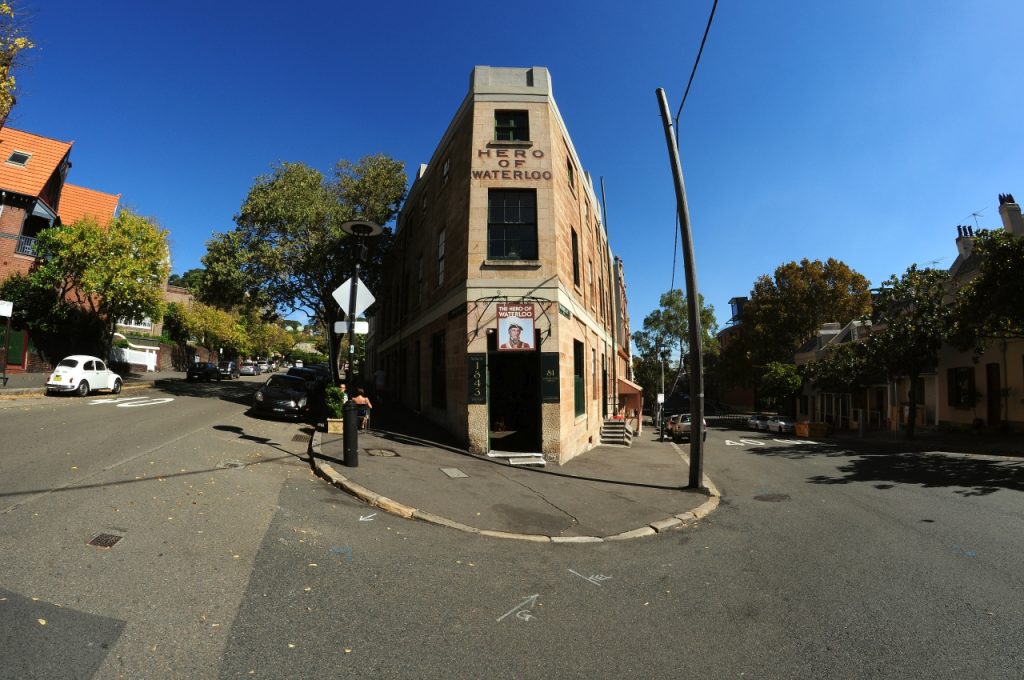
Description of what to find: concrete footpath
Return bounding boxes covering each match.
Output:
[311,408,719,543]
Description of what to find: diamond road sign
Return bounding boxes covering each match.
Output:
[332,278,375,318]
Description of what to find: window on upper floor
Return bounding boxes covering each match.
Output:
[442,157,450,185]
[437,228,446,286]
[495,110,529,142]
[567,157,576,192]
[571,229,581,287]
[488,189,537,260]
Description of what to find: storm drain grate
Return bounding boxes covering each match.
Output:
[292,434,311,443]
[218,460,247,469]
[88,533,123,549]
[366,449,399,457]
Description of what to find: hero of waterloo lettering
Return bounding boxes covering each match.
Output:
[472,148,552,181]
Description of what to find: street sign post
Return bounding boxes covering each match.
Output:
[0,300,12,387]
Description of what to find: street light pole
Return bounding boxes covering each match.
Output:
[339,220,383,468]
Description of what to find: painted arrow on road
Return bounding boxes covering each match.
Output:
[359,513,377,522]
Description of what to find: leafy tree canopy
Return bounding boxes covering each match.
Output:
[742,258,872,366]
[632,289,718,404]
[0,2,33,119]
[202,155,406,381]
[759,361,802,407]
[949,228,1024,353]
[31,210,170,353]
[868,264,951,438]
[167,268,205,293]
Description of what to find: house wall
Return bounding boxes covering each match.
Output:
[0,198,33,281]
[937,338,1024,431]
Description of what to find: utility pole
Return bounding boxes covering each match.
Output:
[656,88,706,491]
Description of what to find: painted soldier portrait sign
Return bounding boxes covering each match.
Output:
[497,303,535,351]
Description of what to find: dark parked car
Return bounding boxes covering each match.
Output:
[218,361,239,380]
[251,374,313,421]
[187,362,222,382]
[286,367,328,417]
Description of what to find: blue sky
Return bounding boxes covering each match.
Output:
[12,1,1024,331]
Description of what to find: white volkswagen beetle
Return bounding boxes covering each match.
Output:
[45,355,123,396]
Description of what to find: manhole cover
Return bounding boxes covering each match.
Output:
[366,449,399,457]
[292,434,311,442]
[753,493,790,502]
[87,533,123,548]
[218,460,246,469]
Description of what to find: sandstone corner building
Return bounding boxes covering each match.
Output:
[370,66,642,465]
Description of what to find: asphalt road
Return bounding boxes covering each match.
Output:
[2,391,1022,679]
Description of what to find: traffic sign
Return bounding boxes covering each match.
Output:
[0,300,12,318]
[334,320,369,335]
[332,278,375,318]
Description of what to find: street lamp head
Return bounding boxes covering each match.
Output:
[341,220,383,238]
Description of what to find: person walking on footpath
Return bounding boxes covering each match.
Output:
[351,388,373,430]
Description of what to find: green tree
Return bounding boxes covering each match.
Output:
[799,340,882,394]
[743,258,872,365]
[31,211,170,355]
[204,155,406,382]
[722,258,872,397]
[949,228,1024,354]
[759,361,802,410]
[0,2,33,122]
[167,268,206,293]
[868,264,952,439]
[0,273,103,361]
[632,289,718,405]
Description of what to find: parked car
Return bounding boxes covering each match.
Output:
[239,361,261,376]
[218,361,239,379]
[45,355,123,396]
[767,416,795,434]
[257,359,270,373]
[747,414,770,431]
[672,413,708,442]
[186,361,222,382]
[251,374,312,421]
[662,413,681,437]
[286,367,327,417]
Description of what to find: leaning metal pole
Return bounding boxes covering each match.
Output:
[656,88,706,491]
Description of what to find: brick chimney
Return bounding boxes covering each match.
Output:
[955,225,975,258]
[998,193,1023,237]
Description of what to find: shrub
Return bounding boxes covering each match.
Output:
[324,384,345,419]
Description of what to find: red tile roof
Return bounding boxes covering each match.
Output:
[0,127,72,198]
[59,183,120,227]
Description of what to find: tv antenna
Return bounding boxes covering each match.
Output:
[965,207,985,229]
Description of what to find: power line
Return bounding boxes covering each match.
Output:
[670,0,719,291]
[674,0,719,125]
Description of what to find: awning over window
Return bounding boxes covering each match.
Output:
[617,376,643,394]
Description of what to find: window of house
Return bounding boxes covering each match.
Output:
[947,367,976,408]
[417,255,423,304]
[567,157,576,191]
[437,228,446,286]
[571,229,581,287]
[495,110,529,141]
[487,189,537,259]
[431,331,447,408]
[442,157,450,185]
[6,151,30,166]
[587,258,593,302]
[573,340,585,417]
